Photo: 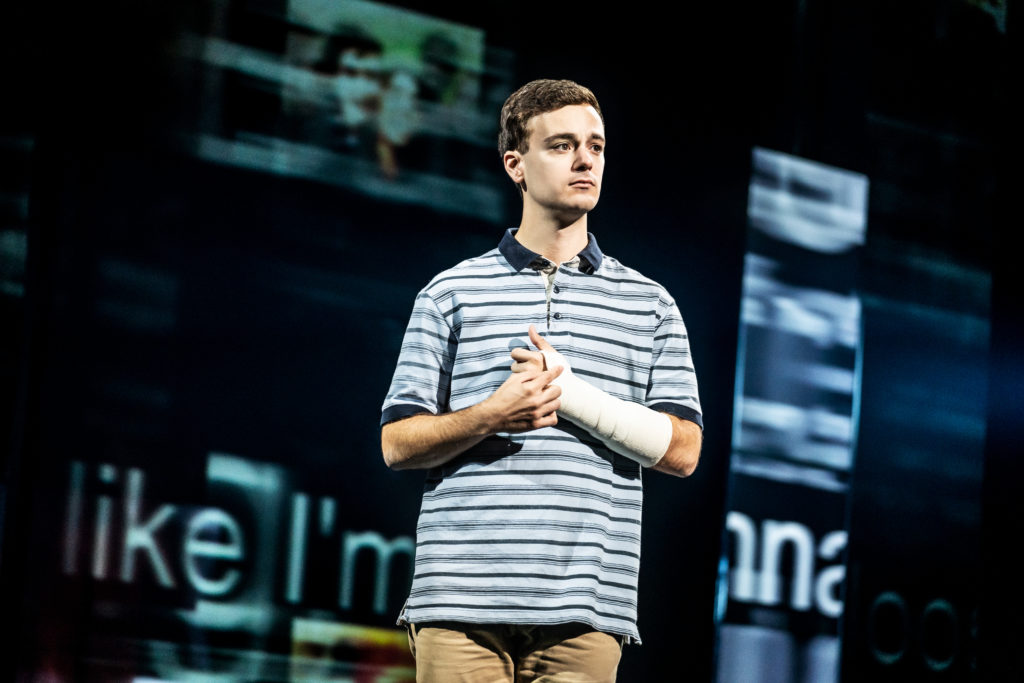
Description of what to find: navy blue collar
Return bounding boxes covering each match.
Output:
[498,228,604,274]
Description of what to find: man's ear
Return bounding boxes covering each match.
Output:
[503,150,524,187]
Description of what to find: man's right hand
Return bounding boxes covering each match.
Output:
[382,364,563,470]
[481,365,564,433]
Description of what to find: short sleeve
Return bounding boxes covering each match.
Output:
[381,289,457,426]
[646,300,703,429]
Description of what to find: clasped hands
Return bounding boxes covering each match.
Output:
[482,325,566,433]
[487,325,682,470]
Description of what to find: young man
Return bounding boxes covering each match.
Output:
[381,79,702,682]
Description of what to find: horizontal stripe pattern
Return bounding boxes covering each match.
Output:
[381,228,701,643]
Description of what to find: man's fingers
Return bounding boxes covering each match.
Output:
[510,361,533,373]
[541,364,564,384]
[516,364,562,390]
[528,409,559,429]
[511,347,544,364]
[528,324,556,352]
[537,396,561,416]
[542,384,562,401]
[534,413,558,429]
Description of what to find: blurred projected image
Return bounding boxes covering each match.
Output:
[282,0,482,177]
[46,453,415,682]
[291,619,414,682]
[715,149,868,683]
[192,0,509,220]
[735,149,867,486]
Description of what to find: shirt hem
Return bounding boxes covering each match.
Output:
[398,607,641,646]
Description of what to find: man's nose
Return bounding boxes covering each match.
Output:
[573,147,594,170]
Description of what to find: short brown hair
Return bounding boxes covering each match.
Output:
[498,79,603,157]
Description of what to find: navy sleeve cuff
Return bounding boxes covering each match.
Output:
[649,402,703,430]
[381,403,434,427]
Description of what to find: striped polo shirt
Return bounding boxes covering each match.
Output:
[381,228,702,643]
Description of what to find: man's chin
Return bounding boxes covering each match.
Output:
[560,197,599,216]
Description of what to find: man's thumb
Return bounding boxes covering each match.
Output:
[529,324,554,351]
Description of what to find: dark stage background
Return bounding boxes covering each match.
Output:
[0,1,1015,681]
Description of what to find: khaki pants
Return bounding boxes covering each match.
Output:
[408,621,623,683]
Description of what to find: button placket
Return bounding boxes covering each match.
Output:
[530,256,576,332]
[549,269,558,327]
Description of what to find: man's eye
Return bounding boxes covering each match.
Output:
[553,143,570,150]
[591,145,603,153]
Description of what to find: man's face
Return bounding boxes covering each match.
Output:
[510,104,605,220]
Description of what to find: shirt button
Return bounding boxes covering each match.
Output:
[553,285,560,294]
[553,312,562,319]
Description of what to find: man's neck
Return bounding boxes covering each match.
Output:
[515,210,590,265]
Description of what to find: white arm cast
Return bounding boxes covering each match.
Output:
[542,350,672,467]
